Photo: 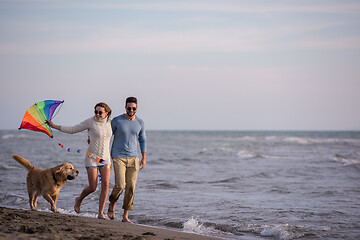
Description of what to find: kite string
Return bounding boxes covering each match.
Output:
[52,135,82,153]
[52,135,102,182]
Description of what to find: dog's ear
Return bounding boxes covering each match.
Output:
[54,166,64,177]
[56,165,66,174]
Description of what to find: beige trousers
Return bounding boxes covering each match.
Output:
[109,157,139,210]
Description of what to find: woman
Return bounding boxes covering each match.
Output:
[46,102,112,219]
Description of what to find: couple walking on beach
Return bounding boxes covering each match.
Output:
[46,97,146,222]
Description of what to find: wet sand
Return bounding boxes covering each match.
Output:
[0,207,220,240]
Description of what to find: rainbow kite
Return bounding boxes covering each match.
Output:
[19,100,64,138]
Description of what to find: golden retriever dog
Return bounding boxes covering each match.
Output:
[12,154,79,213]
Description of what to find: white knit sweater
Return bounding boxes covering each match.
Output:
[60,117,112,167]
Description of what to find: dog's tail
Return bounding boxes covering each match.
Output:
[12,154,34,172]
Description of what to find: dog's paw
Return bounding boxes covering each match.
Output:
[51,207,59,213]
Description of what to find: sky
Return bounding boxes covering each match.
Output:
[1,0,359,131]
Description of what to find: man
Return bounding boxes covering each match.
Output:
[107,97,147,222]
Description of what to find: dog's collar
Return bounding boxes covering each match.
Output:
[52,173,60,186]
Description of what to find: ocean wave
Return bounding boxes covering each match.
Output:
[233,221,329,240]
[332,153,360,166]
[282,137,310,145]
[150,157,196,164]
[235,135,360,146]
[310,138,360,146]
[147,180,179,190]
[198,147,235,155]
[156,183,179,189]
[138,216,237,239]
[0,194,27,207]
[1,134,28,140]
[183,217,223,236]
[32,208,99,219]
[201,148,294,161]
[0,165,22,170]
[266,186,292,194]
[237,150,297,161]
[209,177,240,184]
[249,172,275,179]
[183,180,206,184]
[236,150,261,159]
[182,218,326,240]
[235,135,312,145]
[259,223,318,240]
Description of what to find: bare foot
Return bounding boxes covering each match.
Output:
[74,197,81,213]
[122,218,133,223]
[107,203,115,220]
[98,214,107,219]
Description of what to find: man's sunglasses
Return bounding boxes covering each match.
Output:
[127,107,137,111]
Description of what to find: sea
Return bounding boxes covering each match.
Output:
[0,130,359,240]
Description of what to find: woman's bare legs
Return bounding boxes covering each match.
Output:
[74,168,98,213]
[98,165,111,219]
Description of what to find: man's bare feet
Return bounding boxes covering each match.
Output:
[107,203,115,220]
[74,197,81,213]
[122,210,133,223]
[98,213,107,219]
[122,218,133,223]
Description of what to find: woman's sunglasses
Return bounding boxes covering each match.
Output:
[127,107,137,111]
[94,110,104,115]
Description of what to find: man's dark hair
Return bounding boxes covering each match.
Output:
[126,97,137,105]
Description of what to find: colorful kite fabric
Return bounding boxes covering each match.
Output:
[19,100,64,138]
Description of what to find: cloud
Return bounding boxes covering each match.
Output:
[1,1,359,55]
[6,0,359,14]
[81,1,360,14]
[290,36,360,50]
[1,19,358,55]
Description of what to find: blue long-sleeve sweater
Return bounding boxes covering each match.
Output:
[111,114,146,158]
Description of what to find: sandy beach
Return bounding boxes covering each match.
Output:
[0,207,221,240]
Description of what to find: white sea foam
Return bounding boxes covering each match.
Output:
[237,150,259,159]
[265,136,277,141]
[283,137,310,145]
[183,217,216,235]
[242,134,360,146]
[333,153,360,166]
[259,223,330,240]
[260,224,292,240]
[0,165,21,170]
[237,136,257,142]
[57,208,98,218]
[216,147,235,153]
[1,134,28,140]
